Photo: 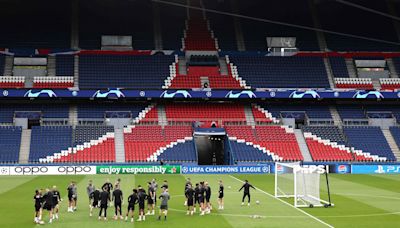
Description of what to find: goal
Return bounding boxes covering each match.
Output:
[274,162,333,208]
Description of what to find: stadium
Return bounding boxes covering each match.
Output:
[0,0,400,227]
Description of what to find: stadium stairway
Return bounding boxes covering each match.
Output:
[329,106,343,126]
[114,128,126,163]
[4,55,13,76]
[18,129,31,164]
[382,129,400,161]
[294,129,312,162]
[386,58,399,78]
[345,58,357,78]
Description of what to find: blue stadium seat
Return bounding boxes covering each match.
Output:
[230,56,330,88]
[29,126,73,162]
[0,126,22,163]
[157,141,197,162]
[74,125,114,146]
[56,55,74,76]
[343,126,396,161]
[230,140,273,162]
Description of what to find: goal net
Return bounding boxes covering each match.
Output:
[274,162,333,208]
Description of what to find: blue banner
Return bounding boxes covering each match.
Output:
[351,165,400,174]
[1,88,400,100]
[181,165,270,174]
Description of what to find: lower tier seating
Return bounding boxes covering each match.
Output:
[0,126,22,163]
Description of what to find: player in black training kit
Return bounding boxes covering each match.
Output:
[194,183,200,213]
[102,179,113,193]
[89,187,101,217]
[125,189,138,222]
[137,186,147,222]
[218,180,224,210]
[34,189,43,224]
[239,180,256,206]
[184,178,191,206]
[198,182,206,215]
[42,188,54,224]
[99,187,110,221]
[112,185,123,220]
[67,182,74,212]
[146,182,155,215]
[185,184,195,215]
[52,186,61,220]
[205,182,212,214]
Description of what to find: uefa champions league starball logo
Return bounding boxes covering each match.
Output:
[2,90,8,97]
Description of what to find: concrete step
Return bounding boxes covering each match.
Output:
[329,106,342,126]
[19,129,32,164]
[323,58,335,89]
[294,129,313,162]
[114,128,126,163]
[4,55,13,76]
[386,58,399,78]
[73,55,79,88]
[69,105,78,126]
[372,78,382,90]
[219,58,228,75]
[244,105,255,126]
[345,58,357,78]
[157,105,167,126]
[47,56,56,76]
[178,56,187,75]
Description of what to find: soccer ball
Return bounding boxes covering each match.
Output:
[228,186,231,189]
[256,200,260,205]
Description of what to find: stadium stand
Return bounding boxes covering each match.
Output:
[159,1,187,50]
[0,76,25,88]
[79,55,175,89]
[0,54,5,74]
[0,104,69,123]
[29,126,73,162]
[317,0,400,51]
[156,140,197,163]
[33,76,74,88]
[228,56,330,88]
[336,105,367,120]
[56,55,75,76]
[74,125,115,146]
[343,126,395,161]
[0,126,22,163]
[389,126,400,149]
[230,140,274,163]
[261,104,332,120]
[380,78,400,90]
[335,78,374,89]
[77,103,148,119]
[79,0,154,49]
[0,0,71,48]
[329,57,349,78]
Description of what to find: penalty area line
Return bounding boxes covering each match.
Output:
[229,175,334,228]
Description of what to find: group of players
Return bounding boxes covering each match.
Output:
[87,178,170,222]
[183,178,224,216]
[34,177,256,224]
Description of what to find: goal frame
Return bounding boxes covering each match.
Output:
[274,162,334,208]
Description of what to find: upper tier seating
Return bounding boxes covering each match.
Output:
[0,104,69,123]
[33,76,74,88]
[317,0,400,51]
[184,9,217,51]
[336,105,366,120]
[335,78,374,90]
[29,126,73,162]
[0,0,70,48]
[203,0,237,50]
[380,78,400,90]
[169,66,242,89]
[329,57,349,78]
[159,2,186,50]
[165,103,246,122]
[229,56,330,88]
[77,103,148,119]
[343,126,396,161]
[262,104,332,119]
[0,76,25,88]
[79,55,174,89]
[237,0,319,51]
[0,55,5,74]
[56,55,74,76]
[230,140,273,163]
[0,126,22,163]
[79,0,154,49]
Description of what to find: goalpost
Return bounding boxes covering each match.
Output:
[274,162,333,208]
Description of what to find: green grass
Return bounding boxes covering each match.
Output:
[0,174,399,227]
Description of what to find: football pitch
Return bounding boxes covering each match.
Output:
[0,174,399,228]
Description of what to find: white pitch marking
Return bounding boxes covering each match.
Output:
[229,175,334,228]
